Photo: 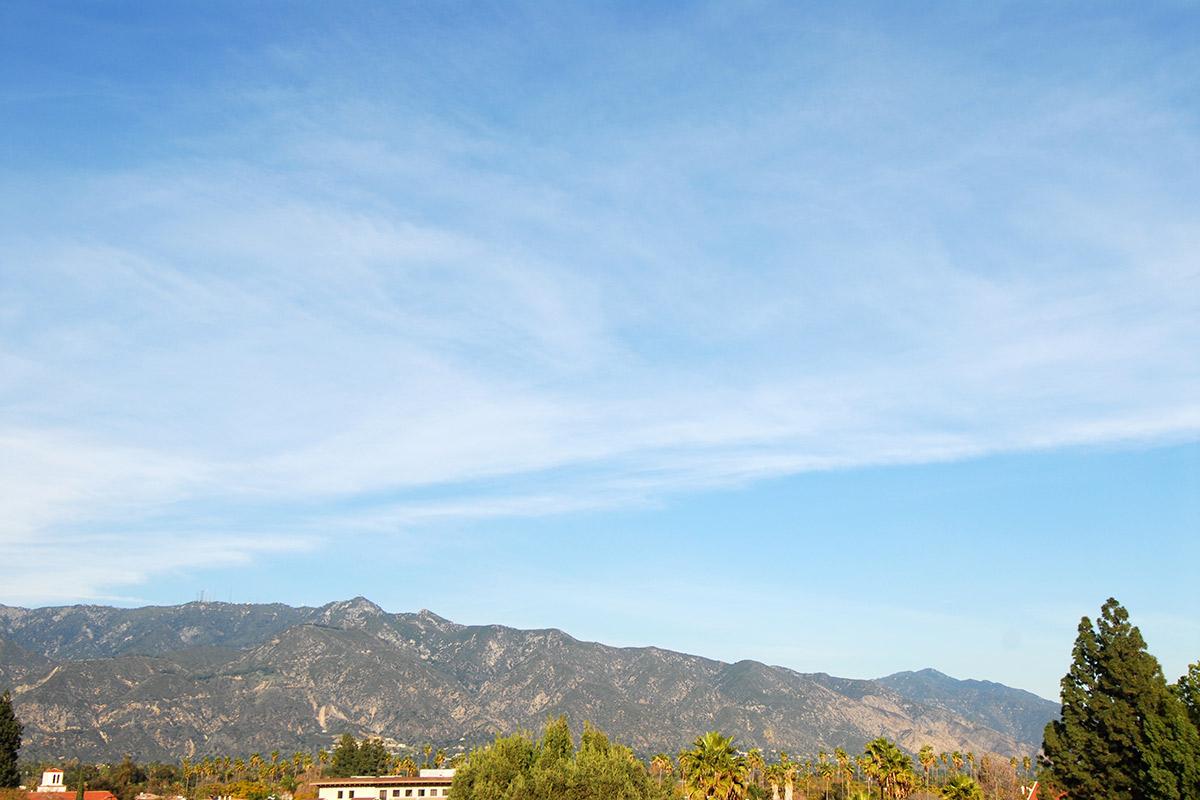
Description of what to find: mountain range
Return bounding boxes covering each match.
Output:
[0,598,1059,761]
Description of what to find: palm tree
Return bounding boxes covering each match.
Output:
[817,758,835,799]
[965,752,974,778]
[650,753,674,783]
[918,746,935,786]
[678,731,748,800]
[764,763,782,800]
[835,749,851,795]
[780,752,797,800]
[951,752,963,775]
[745,749,765,793]
[941,774,982,800]
[862,738,914,800]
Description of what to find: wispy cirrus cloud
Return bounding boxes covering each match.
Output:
[0,2,1197,604]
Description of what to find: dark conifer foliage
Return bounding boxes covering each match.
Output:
[1174,661,1200,732]
[0,689,23,787]
[327,733,392,778]
[1042,598,1200,799]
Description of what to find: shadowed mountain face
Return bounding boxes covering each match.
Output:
[0,599,1057,761]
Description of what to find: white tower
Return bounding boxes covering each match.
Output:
[37,769,68,793]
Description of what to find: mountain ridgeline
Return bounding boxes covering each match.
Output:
[0,598,1058,761]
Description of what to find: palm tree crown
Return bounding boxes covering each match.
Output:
[679,731,748,800]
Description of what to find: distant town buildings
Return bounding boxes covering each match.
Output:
[312,770,454,800]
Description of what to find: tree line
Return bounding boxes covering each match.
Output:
[450,718,1041,800]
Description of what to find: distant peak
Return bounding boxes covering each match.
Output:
[320,597,384,619]
[915,667,951,678]
[415,608,453,625]
[882,667,953,681]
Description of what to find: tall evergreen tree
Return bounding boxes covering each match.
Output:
[1042,598,1200,799]
[1173,661,1200,732]
[535,715,574,768]
[0,689,22,788]
[329,734,361,777]
[356,739,391,776]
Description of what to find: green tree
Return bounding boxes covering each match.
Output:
[450,729,536,800]
[764,763,782,800]
[745,749,764,794]
[678,731,747,800]
[0,690,21,788]
[1042,597,1200,799]
[571,722,657,800]
[834,749,852,795]
[649,753,673,784]
[861,738,913,800]
[1173,661,1200,731]
[917,746,935,787]
[940,774,981,800]
[357,739,391,776]
[329,734,360,778]
[107,756,147,800]
[535,715,574,768]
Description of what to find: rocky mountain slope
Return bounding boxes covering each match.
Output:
[0,598,1058,761]
[876,668,1060,747]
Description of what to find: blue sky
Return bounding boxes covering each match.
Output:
[1,1,1197,699]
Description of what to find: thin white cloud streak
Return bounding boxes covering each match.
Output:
[0,530,316,605]
[1,7,1198,601]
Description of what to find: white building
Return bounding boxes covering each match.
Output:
[37,770,67,793]
[312,771,454,800]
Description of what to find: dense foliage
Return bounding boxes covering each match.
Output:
[1175,661,1200,731]
[12,728,1049,800]
[678,731,746,800]
[1041,598,1200,799]
[941,774,983,800]
[450,717,672,800]
[0,691,22,788]
[861,738,914,799]
[327,735,393,778]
